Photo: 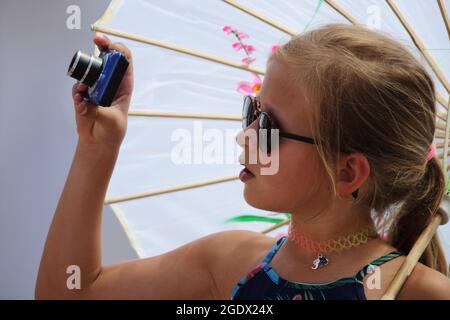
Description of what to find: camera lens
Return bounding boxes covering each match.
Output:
[67,51,103,87]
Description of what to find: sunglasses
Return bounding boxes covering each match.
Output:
[242,95,318,153]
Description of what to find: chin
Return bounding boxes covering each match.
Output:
[242,186,282,212]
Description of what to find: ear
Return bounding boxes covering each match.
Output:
[336,153,371,198]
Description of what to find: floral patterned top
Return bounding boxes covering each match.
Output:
[231,235,405,300]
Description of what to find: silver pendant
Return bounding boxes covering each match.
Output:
[311,254,329,270]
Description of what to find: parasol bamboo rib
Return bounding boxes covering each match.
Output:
[128,110,242,122]
[435,131,450,140]
[261,219,291,234]
[437,0,450,41]
[436,141,450,150]
[436,121,447,131]
[438,152,450,163]
[104,175,239,204]
[380,214,443,300]
[437,110,447,123]
[437,124,450,134]
[436,141,450,159]
[438,150,450,161]
[325,1,450,120]
[444,99,450,177]
[437,93,448,110]
[323,0,357,24]
[222,0,297,36]
[91,24,265,76]
[324,0,450,95]
[385,0,450,93]
[93,4,450,109]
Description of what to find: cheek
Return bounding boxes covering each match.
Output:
[273,152,315,201]
[242,144,319,211]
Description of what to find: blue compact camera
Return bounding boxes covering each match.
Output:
[67,50,129,107]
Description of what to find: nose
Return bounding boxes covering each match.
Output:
[236,118,259,148]
[236,129,245,148]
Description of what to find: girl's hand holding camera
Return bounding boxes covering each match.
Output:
[71,35,133,148]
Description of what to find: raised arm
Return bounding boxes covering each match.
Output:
[35,35,220,299]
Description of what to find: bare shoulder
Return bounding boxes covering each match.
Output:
[198,230,277,299]
[200,229,274,255]
[84,229,274,299]
[397,262,450,300]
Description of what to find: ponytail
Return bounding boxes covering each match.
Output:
[388,157,448,276]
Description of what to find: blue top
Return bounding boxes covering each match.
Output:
[231,235,405,300]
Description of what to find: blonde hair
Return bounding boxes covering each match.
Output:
[271,24,448,275]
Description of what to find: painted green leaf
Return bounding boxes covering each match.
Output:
[224,215,286,224]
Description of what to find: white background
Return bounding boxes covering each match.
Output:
[0,0,137,299]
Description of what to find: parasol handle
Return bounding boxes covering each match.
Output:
[381,194,450,300]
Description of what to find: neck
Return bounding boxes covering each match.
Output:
[283,200,377,263]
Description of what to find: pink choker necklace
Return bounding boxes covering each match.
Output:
[287,222,379,270]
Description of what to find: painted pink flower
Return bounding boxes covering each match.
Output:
[244,44,255,55]
[237,72,262,96]
[223,26,249,40]
[223,26,259,95]
[236,31,249,39]
[222,26,235,35]
[232,43,256,55]
[271,45,281,53]
[293,294,302,300]
[241,57,256,65]
[232,42,243,51]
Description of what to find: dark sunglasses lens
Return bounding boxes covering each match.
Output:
[258,112,272,154]
[242,96,256,129]
[258,112,272,130]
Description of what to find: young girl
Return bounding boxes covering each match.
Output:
[36,24,450,300]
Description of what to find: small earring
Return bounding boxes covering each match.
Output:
[352,189,359,199]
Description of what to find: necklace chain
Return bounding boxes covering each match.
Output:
[287,223,379,255]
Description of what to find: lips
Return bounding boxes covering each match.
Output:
[239,165,255,183]
[238,160,255,175]
[242,165,254,175]
[238,152,256,182]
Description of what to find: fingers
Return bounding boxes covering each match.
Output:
[72,82,87,97]
[72,82,90,114]
[93,34,132,62]
[74,95,98,118]
[93,34,111,52]
[72,82,88,101]
[109,42,133,62]
[92,36,134,103]
[71,35,133,115]
[75,100,88,115]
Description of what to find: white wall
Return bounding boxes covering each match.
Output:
[0,0,137,299]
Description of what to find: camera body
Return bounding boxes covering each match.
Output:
[67,50,129,107]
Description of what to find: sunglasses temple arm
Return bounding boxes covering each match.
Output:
[280,132,317,145]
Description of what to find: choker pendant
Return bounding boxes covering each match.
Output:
[311,254,329,270]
